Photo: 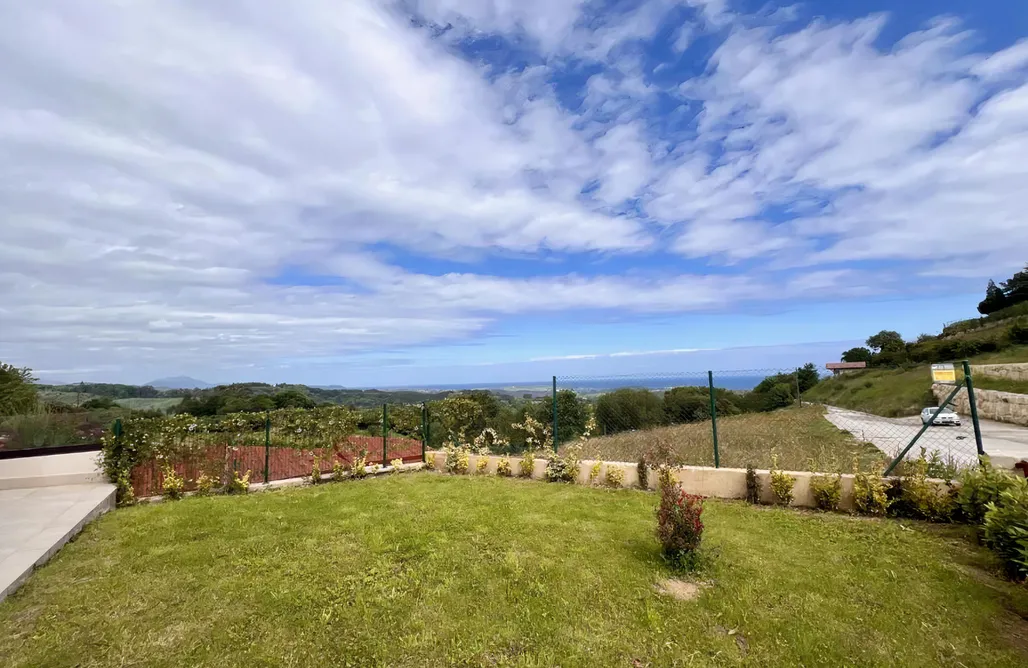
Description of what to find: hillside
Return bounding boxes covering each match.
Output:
[805,345,1028,417]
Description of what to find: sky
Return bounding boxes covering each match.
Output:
[2,0,1027,387]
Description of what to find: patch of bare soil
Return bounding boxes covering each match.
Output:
[654,578,707,601]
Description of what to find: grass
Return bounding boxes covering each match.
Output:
[2,475,1026,667]
[577,404,884,471]
[114,397,183,411]
[804,348,1028,418]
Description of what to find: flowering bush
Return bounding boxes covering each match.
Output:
[605,465,625,488]
[545,443,581,483]
[656,478,704,569]
[518,452,535,478]
[390,457,404,473]
[476,458,489,474]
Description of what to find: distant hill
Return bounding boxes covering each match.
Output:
[147,376,213,390]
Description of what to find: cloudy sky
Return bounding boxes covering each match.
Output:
[2,0,1027,386]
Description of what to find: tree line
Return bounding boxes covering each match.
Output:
[977,264,1028,315]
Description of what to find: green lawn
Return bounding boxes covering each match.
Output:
[2,475,1026,667]
[578,404,885,471]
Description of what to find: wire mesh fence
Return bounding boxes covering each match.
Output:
[558,364,985,475]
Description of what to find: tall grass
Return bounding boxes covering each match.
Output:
[573,405,885,471]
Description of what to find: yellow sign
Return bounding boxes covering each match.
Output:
[931,363,956,383]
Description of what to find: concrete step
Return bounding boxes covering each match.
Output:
[0,451,107,491]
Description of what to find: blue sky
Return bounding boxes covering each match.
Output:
[1,1,1027,387]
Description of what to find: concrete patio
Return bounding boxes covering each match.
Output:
[0,451,114,603]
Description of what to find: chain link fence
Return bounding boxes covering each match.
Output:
[555,364,984,475]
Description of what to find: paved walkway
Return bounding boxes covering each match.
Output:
[0,484,115,602]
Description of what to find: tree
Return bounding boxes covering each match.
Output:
[663,387,711,424]
[595,389,664,435]
[1000,265,1028,306]
[535,389,588,444]
[81,397,117,410]
[865,330,905,353]
[841,347,873,364]
[0,362,38,415]
[978,279,1010,315]
[795,363,820,393]
[273,389,315,410]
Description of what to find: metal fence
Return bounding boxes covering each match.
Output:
[555,364,985,475]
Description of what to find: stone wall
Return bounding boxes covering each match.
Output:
[972,362,1028,383]
[932,383,1028,427]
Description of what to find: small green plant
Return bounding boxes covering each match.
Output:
[160,463,185,500]
[852,460,890,516]
[895,453,954,522]
[589,461,602,485]
[768,453,794,506]
[637,455,649,490]
[605,465,625,488]
[423,453,435,471]
[368,463,382,475]
[519,452,535,478]
[656,476,704,570]
[332,459,345,481]
[444,444,470,475]
[982,482,1028,580]
[194,471,214,496]
[809,473,842,512]
[310,454,322,485]
[745,465,760,504]
[390,457,404,473]
[924,449,959,480]
[352,452,368,479]
[476,457,489,475]
[957,457,1023,526]
[226,469,251,494]
[496,457,512,477]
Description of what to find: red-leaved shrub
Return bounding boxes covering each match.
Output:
[656,477,704,568]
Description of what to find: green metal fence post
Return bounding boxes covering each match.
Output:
[382,404,388,465]
[425,403,431,456]
[963,359,985,459]
[421,402,427,463]
[263,412,271,484]
[551,376,559,452]
[708,371,720,468]
[884,382,966,476]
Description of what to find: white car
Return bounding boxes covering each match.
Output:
[921,407,961,426]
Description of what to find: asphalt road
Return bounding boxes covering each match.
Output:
[823,406,1028,466]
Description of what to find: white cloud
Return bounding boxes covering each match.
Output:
[2,1,1027,381]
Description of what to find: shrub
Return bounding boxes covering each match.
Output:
[1010,317,1028,345]
[810,473,842,512]
[924,449,958,481]
[444,444,470,475]
[745,465,760,504]
[518,452,535,478]
[768,453,794,506]
[352,452,368,479]
[982,483,1028,580]
[545,444,581,483]
[194,471,214,496]
[423,453,435,471]
[368,464,381,475]
[589,461,602,484]
[310,454,322,485]
[595,388,664,435]
[226,469,250,494]
[853,461,890,516]
[390,457,404,473]
[605,465,625,488]
[655,477,704,570]
[895,454,954,522]
[957,457,1024,526]
[332,459,345,480]
[496,457,512,477]
[160,463,185,500]
[476,457,489,475]
[637,456,649,490]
